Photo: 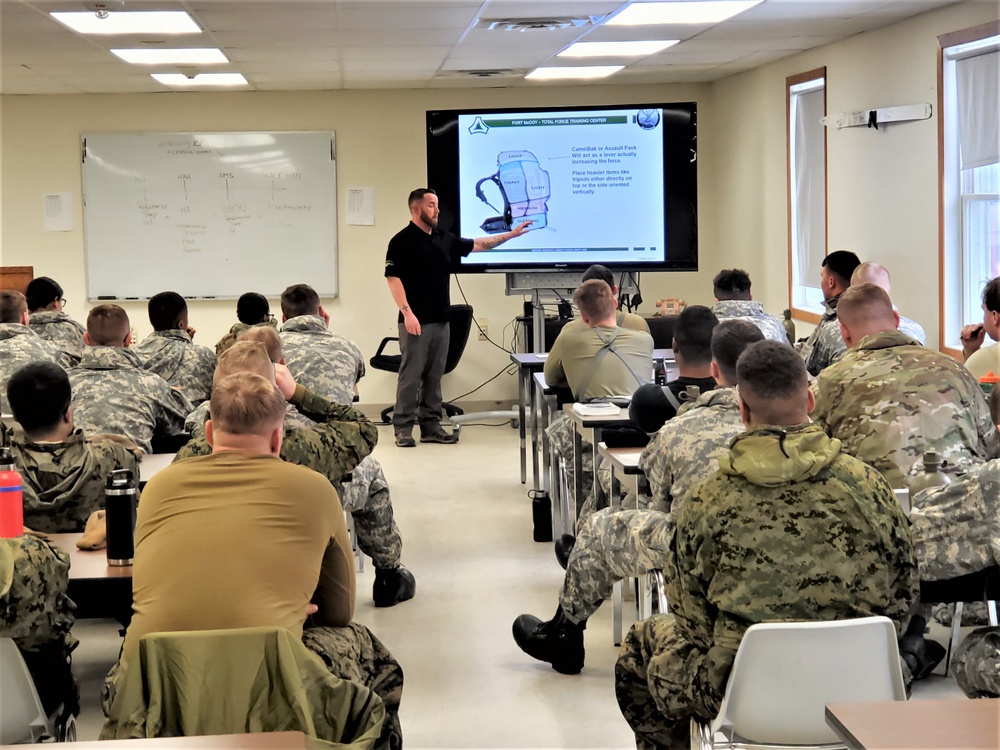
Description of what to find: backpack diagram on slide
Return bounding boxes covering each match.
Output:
[475,150,550,234]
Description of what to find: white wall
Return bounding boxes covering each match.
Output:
[3,0,997,406]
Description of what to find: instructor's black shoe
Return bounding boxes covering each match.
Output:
[512,607,585,675]
[420,427,458,444]
[373,565,416,607]
[394,433,416,448]
[555,534,576,570]
[898,634,946,680]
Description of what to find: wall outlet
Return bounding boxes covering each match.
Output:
[477,318,489,340]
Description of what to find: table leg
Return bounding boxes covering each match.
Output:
[529,373,540,491]
[572,424,584,528]
[517,366,527,484]
[592,427,607,513]
[610,463,623,647]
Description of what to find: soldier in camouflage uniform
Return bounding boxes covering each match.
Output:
[850,262,926,344]
[812,284,999,488]
[795,250,860,376]
[177,342,414,607]
[6,362,140,533]
[514,321,763,674]
[26,276,86,363]
[69,304,191,454]
[133,292,217,406]
[279,284,365,407]
[213,291,277,356]
[615,341,918,749]
[0,290,71,396]
[0,533,79,717]
[710,269,787,343]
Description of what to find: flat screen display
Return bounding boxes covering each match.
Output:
[426,102,697,272]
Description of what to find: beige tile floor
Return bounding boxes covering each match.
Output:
[71,421,965,746]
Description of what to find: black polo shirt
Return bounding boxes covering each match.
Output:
[385,221,474,324]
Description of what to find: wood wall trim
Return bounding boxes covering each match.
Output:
[937,45,947,354]
[938,20,1000,49]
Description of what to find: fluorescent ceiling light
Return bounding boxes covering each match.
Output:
[51,11,201,35]
[526,66,624,80]
[607,1,763,26]
[559,40,679,57]
[112,48,227,65]
[151,73,248,87]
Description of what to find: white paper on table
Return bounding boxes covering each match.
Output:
[43,192,74,232]
[345,187,374,225]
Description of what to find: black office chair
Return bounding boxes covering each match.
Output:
[370,303,474,425]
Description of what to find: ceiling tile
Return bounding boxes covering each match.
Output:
[337,3,479,30]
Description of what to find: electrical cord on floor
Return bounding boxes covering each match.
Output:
[446,362,517,404]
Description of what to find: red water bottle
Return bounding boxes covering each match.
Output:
[0,448,24,538]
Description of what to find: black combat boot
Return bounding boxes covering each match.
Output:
[373,565,416,607]
[554,534,576,570]
[898,615,946,680]
[512,607,585,675]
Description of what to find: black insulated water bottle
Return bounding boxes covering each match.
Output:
[105,469,137,566]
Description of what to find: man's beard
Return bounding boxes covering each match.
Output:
[420,209,438,227]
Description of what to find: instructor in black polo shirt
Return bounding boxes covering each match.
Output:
[385,188,532,448]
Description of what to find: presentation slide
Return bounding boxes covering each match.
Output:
[456,107,665,266]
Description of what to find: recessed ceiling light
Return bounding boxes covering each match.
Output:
[607,1,763,26]
[526,66,624,80]
[51,11,201,35]
[151,73,248,87]
[559,40,679,57]
[112,48,228,65]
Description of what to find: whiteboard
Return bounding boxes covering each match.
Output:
[82,132,337,300]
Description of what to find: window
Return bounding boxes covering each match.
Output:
[786,68,828,322]
[939,24,1000,354]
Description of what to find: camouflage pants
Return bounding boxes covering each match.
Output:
[952,626,1000,697]
[560,509,671,624]
[104,623,403,750]
[547,414,599,528]
[616,614,726,750]
[339,456,402,569]
[302,623,404,750]
[932,602,992,627]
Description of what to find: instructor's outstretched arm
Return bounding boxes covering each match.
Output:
[472,220,533,251]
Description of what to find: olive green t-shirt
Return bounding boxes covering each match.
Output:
[544,323,654,399]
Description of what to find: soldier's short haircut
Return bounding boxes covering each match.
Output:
[582,264,614,289]
[573,279,615,321]
[837,283,895,328]
[214,341,274,383]
[147,291,187,331]
[25,277,63,312]
[737,340,808,404]
[407,188,436,209]
[712,269,752,300]
[991,387,1000,426]
[209,372,285,436]
[280,284,321,319]
[850,262,891,292]
[983,277,1000,314]
[712,319,765,384]
[0,290,27,323]
[86,304,130,346]
[822,251,861,287]
[674,305,718,366]
[238,326,282,364]
[236,292,270,325]
[6,362,71,435]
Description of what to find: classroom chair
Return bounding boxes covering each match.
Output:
[0,637,77,743]
[691,616,906,750]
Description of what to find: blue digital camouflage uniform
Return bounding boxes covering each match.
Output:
[812,329,1000,488]
[897,314,926,345]
[711,301,787,343]
[28,310,86,364]
[69,347,192,454]
[615,424,918,749]
[795,294,846,376]
[134,329,217,407]
[281,316,366,407]
[0,323,71,397]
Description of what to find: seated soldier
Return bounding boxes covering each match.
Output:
[0,290,71,396]
[133,291,217,406]
[813,283,999,487]
[545,279,655,523]
[709,268,787,343]
[560,265,650,334]
[850,262,926,344]
[26,276,86,363]
[795,250,861,375]
[214,291,276,357]
[627,305,719,434]
[180,340,415,607]
[960,276,1000,380]
[6,362,139,533]
[69,304,191,454]
[513,320,764,674]
[615,341,918,748]
[280,284,366,408]
[0,532,79,721]
[101,372,403,750]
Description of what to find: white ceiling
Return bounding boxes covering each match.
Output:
[0,0,972,94]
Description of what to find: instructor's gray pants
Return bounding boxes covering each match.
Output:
[393,321,449,433]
